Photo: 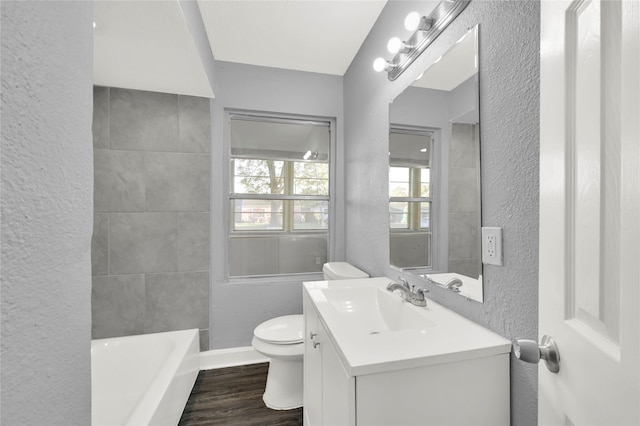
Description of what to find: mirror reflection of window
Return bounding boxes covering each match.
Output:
[389,128,433,268]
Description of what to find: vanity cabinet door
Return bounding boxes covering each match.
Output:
[303,293,322,426]
[320,320,355,426]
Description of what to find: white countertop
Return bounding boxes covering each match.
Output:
[304,277,512,376]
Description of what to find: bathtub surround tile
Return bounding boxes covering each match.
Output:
[92,86,211,349]
[91,214,109,276]
[144,271,209,333]
[449,213,481,259]
[449,168,480,213]
[109,213,178,274]
[109,88,179,152]
[145,152,210,212]
[448,258,481,279]
[93,86,109,149]
[92,275,145,339]
[94,149,145,212]
[178,95,211,153]
[450,123,478,168]
[177,213,210,271]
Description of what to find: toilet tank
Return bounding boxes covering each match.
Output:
[322,262,369,280]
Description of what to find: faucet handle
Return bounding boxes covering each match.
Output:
[415,287,429,297]
[398,276,410,288]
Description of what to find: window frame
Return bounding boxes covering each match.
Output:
[225,111,336,280]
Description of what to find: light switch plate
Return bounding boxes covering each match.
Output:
[482,227,503,266]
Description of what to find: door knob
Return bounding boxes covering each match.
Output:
[513,335,560,373]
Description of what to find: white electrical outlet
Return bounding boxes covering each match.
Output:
[482,227,503,266]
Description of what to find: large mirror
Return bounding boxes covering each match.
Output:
[389,25,483,302]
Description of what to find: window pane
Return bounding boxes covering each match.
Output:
[231,118,330,161]
[294,200,328,230]
[232,199,283,231]
[229,234,327,277]
[233,159,284,194]
[420,168,430,197]
[293,162,329,195]
[420,202,430,229]
[390,201,408,229]
[390,167,410,197]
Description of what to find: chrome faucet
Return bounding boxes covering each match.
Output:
[444,277,463,292]
[386,277,428,307]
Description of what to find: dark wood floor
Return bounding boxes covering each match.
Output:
[178,363,303,426]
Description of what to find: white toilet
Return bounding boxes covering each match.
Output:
[251,262,369,410]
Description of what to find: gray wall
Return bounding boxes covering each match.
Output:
[1,1,93,424]
[344,1,540,425]
[91,87,212,350]
[210,61,344,349]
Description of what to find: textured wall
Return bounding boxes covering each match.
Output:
[344,1,540,425]
[210,61,344,349]
[91,87,211,349]
[1,1,93,424]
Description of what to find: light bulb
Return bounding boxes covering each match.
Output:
[373,57,389,72]
[404,12,421,31]
[387,37,403,54]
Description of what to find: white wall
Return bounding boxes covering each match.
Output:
[1,1,93,423]
[344,1,540,425]
[209,61,344,348]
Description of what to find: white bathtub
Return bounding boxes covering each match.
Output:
[91,329,200,426]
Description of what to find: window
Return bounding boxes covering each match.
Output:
[389,127,434,269]
[228,115,331,277]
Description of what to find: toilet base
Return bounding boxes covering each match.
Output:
[262,357,303,410]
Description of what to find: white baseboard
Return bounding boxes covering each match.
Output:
[199,346,269,370]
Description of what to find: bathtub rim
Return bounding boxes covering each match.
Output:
[91,329,200,426]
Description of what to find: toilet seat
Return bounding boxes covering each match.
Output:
[254,315,304,345]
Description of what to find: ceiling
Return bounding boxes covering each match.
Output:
[94,1,387,98]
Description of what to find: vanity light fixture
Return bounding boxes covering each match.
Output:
[387,37,412,55]
[373,0,471,81]
[404,12,434,32]
[373,57,396,73]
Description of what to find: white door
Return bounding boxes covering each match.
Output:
[539,0,640,425]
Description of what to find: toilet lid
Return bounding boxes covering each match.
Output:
[254,315,304,344]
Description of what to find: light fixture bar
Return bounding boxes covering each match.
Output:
[387,0,471,81]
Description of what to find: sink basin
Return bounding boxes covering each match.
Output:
[320,286,436,335]
[304,277,512,376]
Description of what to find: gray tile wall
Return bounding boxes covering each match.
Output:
[448,123,481,278]
[91,86,211,350]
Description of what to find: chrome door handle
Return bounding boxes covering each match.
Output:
[513,335,560,373]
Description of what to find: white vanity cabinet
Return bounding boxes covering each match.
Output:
[303,278,512,426]
[303,291,355,426]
